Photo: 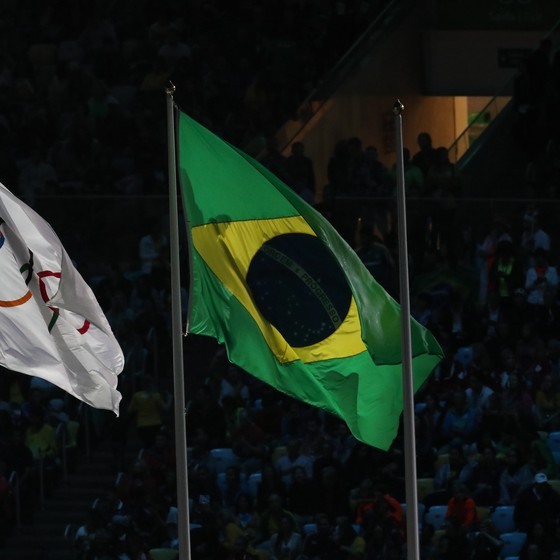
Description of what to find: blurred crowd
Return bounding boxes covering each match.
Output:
[1,1,560,560]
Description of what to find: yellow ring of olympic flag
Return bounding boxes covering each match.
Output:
[192,215,367,364]
[0,291,32,307]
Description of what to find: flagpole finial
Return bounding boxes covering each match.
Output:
[393,99,404,115]
[166,81,176,95]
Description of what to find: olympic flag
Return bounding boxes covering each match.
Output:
[0,183,124,413]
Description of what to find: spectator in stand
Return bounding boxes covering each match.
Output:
[302,513,336,560]
[520,210,551,267]
[363,145,390,195]
[186,427,213,475]
[536,282,560,339]
[488,239,524,313]
[412,292,435,331]
[316,465,351,521]
[3,427,35,520]
[127,376,171,448]
[440,390,477,447]
[513,56,542,158]
[286,140,315,204]
[389,148,424,196]
[477,216,513,305]
[312,441,343,483]
[475,290,508,344]
[428,444,474,507]
[415,402,442,477]
[519,521,554,560]
[478,391,509,439]
[189,464,221,510]
[444,482,478,532]
[24,410,60,495]
[465,372,494,423]
[533,374,560,431]
[142,430,175,485]
[230,407,268,474]
[328,420,356,466]
[269,513,303,560]
[286,465,319,524]
[48,115,101,192]
[374,444,407,503]
[349,477,374,523]
[221,492,268,560]
[300,414,327,458]
[426,146,464,254]
[353,482,404,538]
[0,459,9,546]
[24,410,58,461]
[499,446,534,505]
[327,139,351,198]
[469,518,504,560]
[220,465,251,510]
[253,390,283,445]
[412,132,438,179]
[20,388,48,424]
[515,320,544,374]
[280,399,309,442]
[439,516,471,560]
[78,14,119,66]
[259,493,299,544]
[74,509,105,559]
[157,26,192,71]
[529,431,560,481]
[354,223,397,298]
[334,516,366,560]
[189,488,223,559]
[105,290,135,340]
[515,473,560,533]
[87,79,118,129]
[259,135,291,186]
[275,439,314,488]
[346,136,375,196]
[219,365,250,408]
[469,445,502,506]
[256,464,286,513]
[138,221,168,275]
[186,385,227,448]
[344,443,380,484]
[18,148,57,209]
[418,523,439,560]
[119,534,152,560]
[139,56,171,98]
[525,248,558,316]
[501,371,535,427]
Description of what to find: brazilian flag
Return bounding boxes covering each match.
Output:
[177,111,443,450]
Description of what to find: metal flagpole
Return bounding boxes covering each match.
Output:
[393,99,421,560]
[166,84,192,560]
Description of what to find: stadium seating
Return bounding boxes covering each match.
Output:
[490,506,516,534]
[423,505,447,530]
[209,448,239,474]
[499,533,527,559]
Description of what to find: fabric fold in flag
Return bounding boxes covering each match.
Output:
[177,110,443,450]
[0,183,124,413]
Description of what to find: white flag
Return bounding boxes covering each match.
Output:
[0,183,124,413]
